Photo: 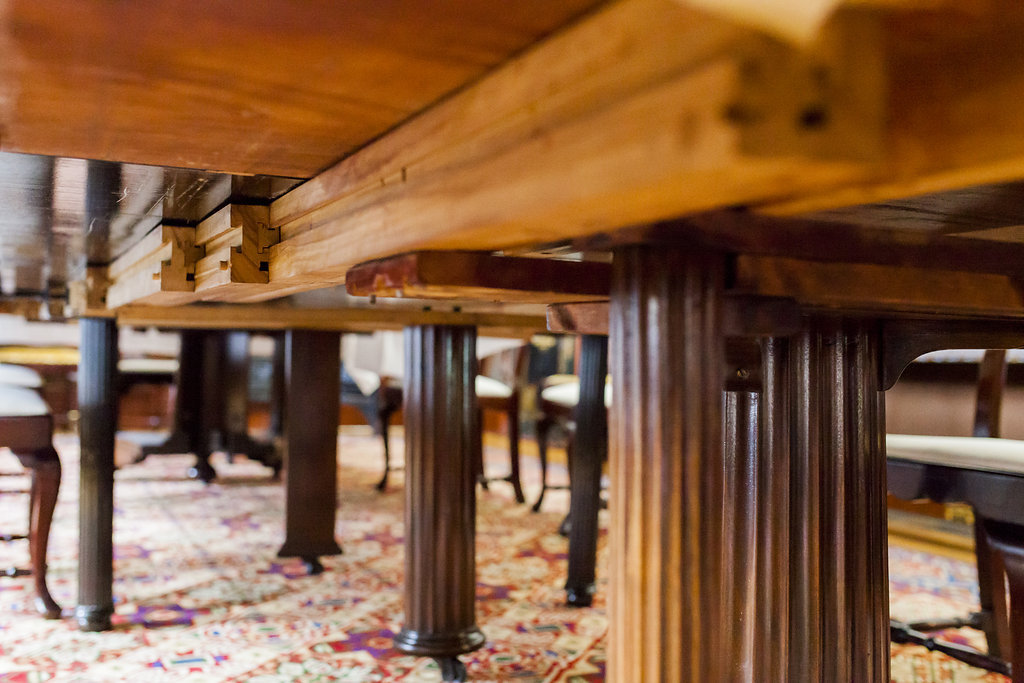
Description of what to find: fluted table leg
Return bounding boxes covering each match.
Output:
[753,318,892,681]
[393,325,484,682]
[608,245,728,681]
[608,245,890,681]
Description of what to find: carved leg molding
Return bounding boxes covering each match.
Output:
[393,325,484,681]
[608,245,889,681]
[782,317,890,681]
[609,246,728,681]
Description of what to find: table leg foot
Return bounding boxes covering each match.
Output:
[437,656,468,682]
[75,605,113,632]
[565,583,595,607]
[187,458,216,483]
[301,556,325,575]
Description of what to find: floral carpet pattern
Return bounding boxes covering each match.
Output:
[0,427,1009,681]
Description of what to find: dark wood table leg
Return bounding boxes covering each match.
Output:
[393,325,484,682]
[565,334,607,607]
[607,245,890,681]
[608,245,730,680]
[76,317,118,632]
[221,331,280,476]
[782,316,890,681]
[276,330,342,574]
[138,328,204,461]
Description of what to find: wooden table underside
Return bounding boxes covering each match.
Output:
[10,1,1024,680]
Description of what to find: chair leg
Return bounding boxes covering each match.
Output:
[505,398,525,504]
[376,404,398,492]
[475,407,489,491]
[985,519,1024,682]
[976,517,1012,659]
[532,415,553,512]
[13,445,61,619]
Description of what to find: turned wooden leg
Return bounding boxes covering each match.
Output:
[565,334,607,607]
[12,441,61,619]
[77,317,118,632]
[277,330,342,573]
[608,245,729,681]
[393,325,484,681]
[785,317,889,681]
[984,519,1024,683]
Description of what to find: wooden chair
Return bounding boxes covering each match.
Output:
[358,343,529,502]
[341,365,403,492]
[0,364,62,619]
[887,349,1024,680]
[532,374,611,512]
[474,343,529,503]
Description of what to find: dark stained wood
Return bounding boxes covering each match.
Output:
[984,521,1024,683]
[722,389,760,680]
[393,325,484,681]
[881,318,1024,389]
[735,255,1024,318]
[139,329,204,462]
[0,415,61,619]
[75,317,118,631]
[345,251,611,303]
[756,336,792,680]
[564,334,607,607]
[608,245,727,681]
[581,209,1024,275]
[548,295,801,337]
[277,330,342,570]
[0,1,600,177]
[975,349,1009,438]
[785,317,889,681]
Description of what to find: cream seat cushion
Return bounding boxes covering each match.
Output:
[118,357,179,375]
[0,384,50,417]
[541,379,612,409]
[475,375,513,399]
[887,433,1024,476]
[0,363,43,389]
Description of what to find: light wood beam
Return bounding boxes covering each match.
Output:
[263,0,882,298]
[105,226,201,308]
[113,304,546,337]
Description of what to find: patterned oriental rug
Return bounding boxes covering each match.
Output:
[0,427,1009,682]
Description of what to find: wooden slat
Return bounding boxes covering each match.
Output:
[547,295,801,336]
[735,255,1024,317]
[114,304,547,337]
[193,204,279,301]
[0,0,600,177]
[262,0,880,299]
[346,251,611,303]
[105,226,201,309]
